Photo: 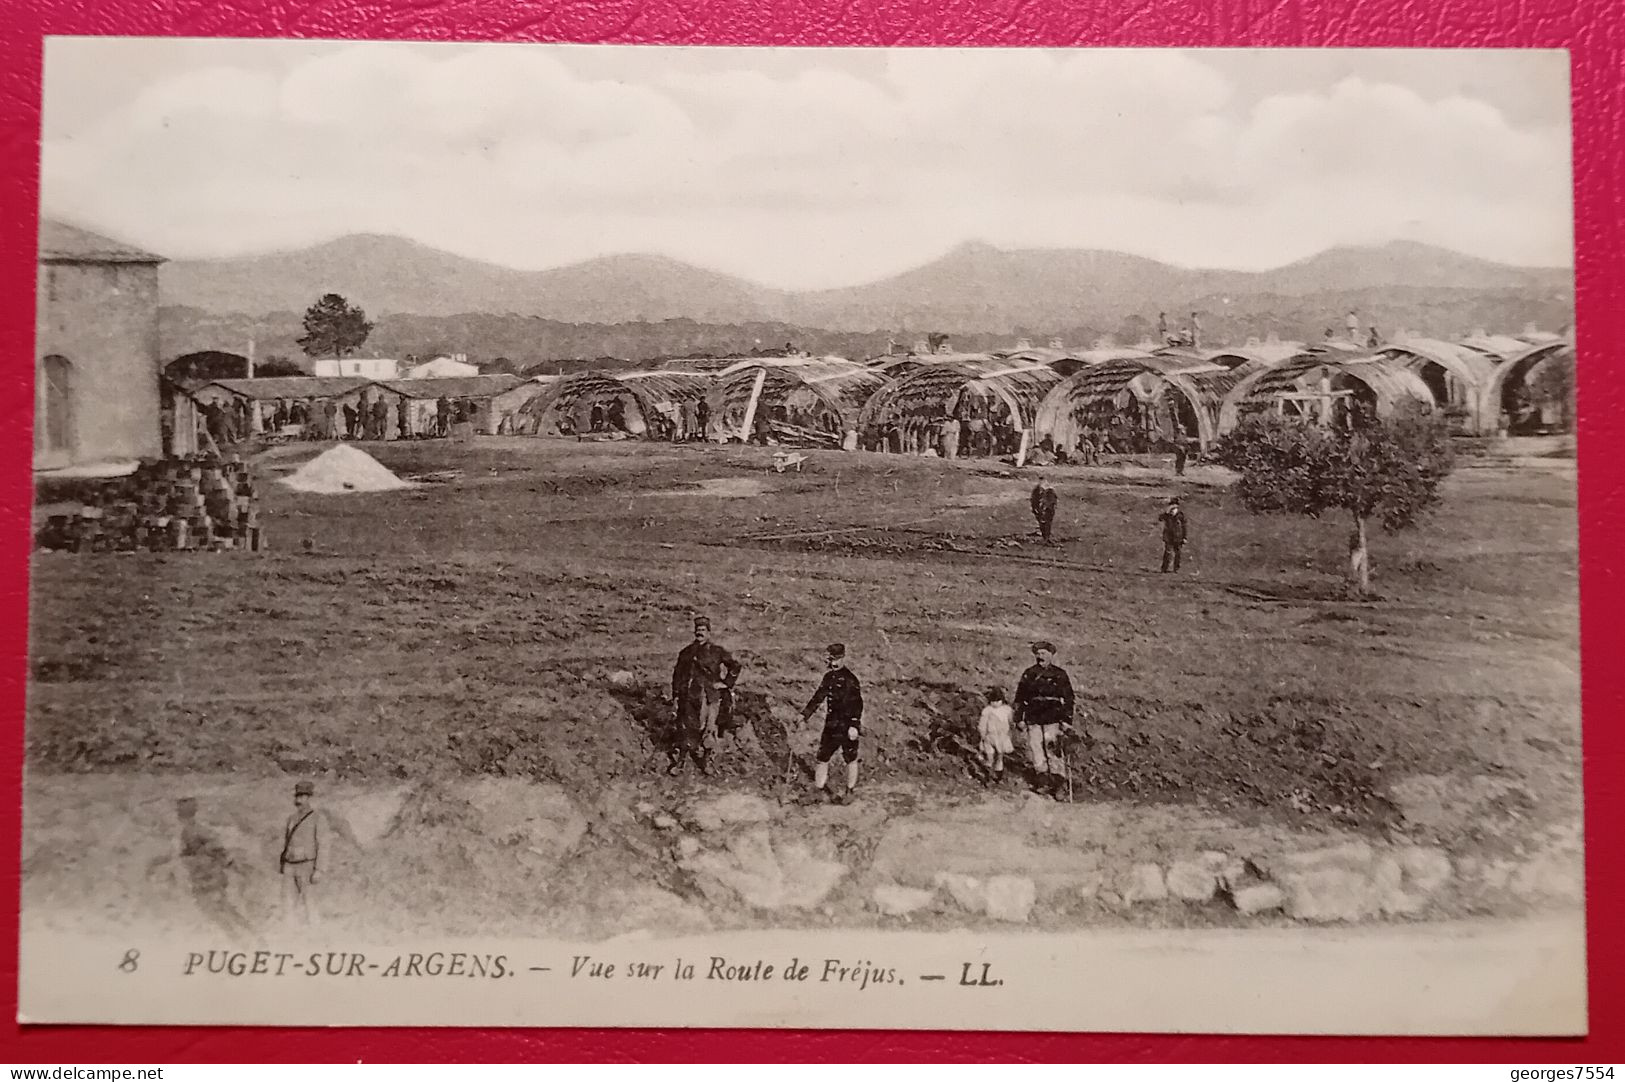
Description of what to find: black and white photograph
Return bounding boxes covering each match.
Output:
[21,40,1582,1032]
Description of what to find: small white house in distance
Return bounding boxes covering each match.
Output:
[312,357,401,379]
[403,354,480,379]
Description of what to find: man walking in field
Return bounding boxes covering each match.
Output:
[1030,477,1058,544]
[1159,496,1188,573]
[280,780,321,926]
[1013,641,1075,799]
[670,616,742,776]
[801,643,864,803]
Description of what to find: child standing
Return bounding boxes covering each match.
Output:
[977,687,1015,784]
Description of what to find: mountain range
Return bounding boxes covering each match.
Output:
[159,235,1572,335]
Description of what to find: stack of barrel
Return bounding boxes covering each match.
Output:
[36,456,267,553]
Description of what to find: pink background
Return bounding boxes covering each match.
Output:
[1,0,1617,1062]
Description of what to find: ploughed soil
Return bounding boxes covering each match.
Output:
[23,438,1582,935]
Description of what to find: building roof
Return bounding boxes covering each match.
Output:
[39,220,164,265]
[376,374,525,399]
[858,358,1062,431]
[714,357,887,428]
[201,376,376,400]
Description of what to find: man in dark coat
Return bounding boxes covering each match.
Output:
[437,396,452,437]
[1013,640,1076,798]
[1171,431,1189,476]
[371,397,390,442]
[801,643,864,802]
[1030,477,1058,543]
[694,398,711,441]
[669,616,742,775]
[1159,496,1188,573]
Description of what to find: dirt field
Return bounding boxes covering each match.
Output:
[22,437,1583,937]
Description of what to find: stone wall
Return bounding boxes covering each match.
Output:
[35,260,162,467]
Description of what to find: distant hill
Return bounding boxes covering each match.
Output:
[157,233,1573,342]
[160,234,784,324]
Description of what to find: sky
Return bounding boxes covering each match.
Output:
[39,40,1574,291]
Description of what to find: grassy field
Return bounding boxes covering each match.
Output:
[26,437,1580,841]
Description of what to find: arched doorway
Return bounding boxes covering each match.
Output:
[39,355,74,460]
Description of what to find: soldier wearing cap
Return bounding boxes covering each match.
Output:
[801,643,864,802]
[1013,641,1076,798]
[670,616,742,775]
[1159,496,1188,573]
[1031,477,1058,544]
[280,780,321,924]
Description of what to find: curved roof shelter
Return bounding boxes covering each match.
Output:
[659,356,751,373]
[1033,356,1229,450]
[1221,354,1435,433]
[1374,338,1500,433]
[1482,338,1575,426]
[514,370,711,436]
[1461,333,1535,362]
[1203,341,1310,370]
[712,357,886,439]
[856,357,1061,436]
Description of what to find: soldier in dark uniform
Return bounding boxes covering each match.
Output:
[1030,477,1058,543]
[801,643,864,802]
[1159,496,1188,573]
[1013,640,1075,798]
[669,616,742,775]
[694,398,711,441]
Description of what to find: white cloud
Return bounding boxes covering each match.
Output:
[39,42,1573,289]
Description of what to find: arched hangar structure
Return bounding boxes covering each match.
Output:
[1483,338,1575,434]
[1373,338,1500,434]
[712,357,887,444]
[1032,355,1229,453]
[514,370,711,437]
[857,357,1061,458]
[1220,354,1435,433]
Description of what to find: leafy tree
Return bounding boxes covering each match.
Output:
[1212,402,1454,595]
[297,293,374,360]
[256,354,305,377]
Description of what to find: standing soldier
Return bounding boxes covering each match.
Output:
[1159,496,1188,573]
[1030,477,1058,544]
[436,396,452,438]
[670,616,742,776]
[1171,430,1189,476]
[397,396,410,440]
[695,397,711,442]
[280,780,321,925]
[801,643,864,803]
[1013,641,1075,799]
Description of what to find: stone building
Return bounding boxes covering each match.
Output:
[34,220,165,469]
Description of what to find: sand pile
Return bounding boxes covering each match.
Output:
[281,445,411,494]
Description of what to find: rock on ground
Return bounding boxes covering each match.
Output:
[983,876,1037,923]
[1232,883,1286,915]
[1281,866,1380,923]
[1166,860,1218,902]
[462,778,587,864]
[933,872,987,914]
[872,883,937,917]
[870,818,1100,899]
[680,827,846,910]
[337,788,409,847]
[1396,846,1453,895]
[686,793,777,833]
[1122,863,1167,904]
